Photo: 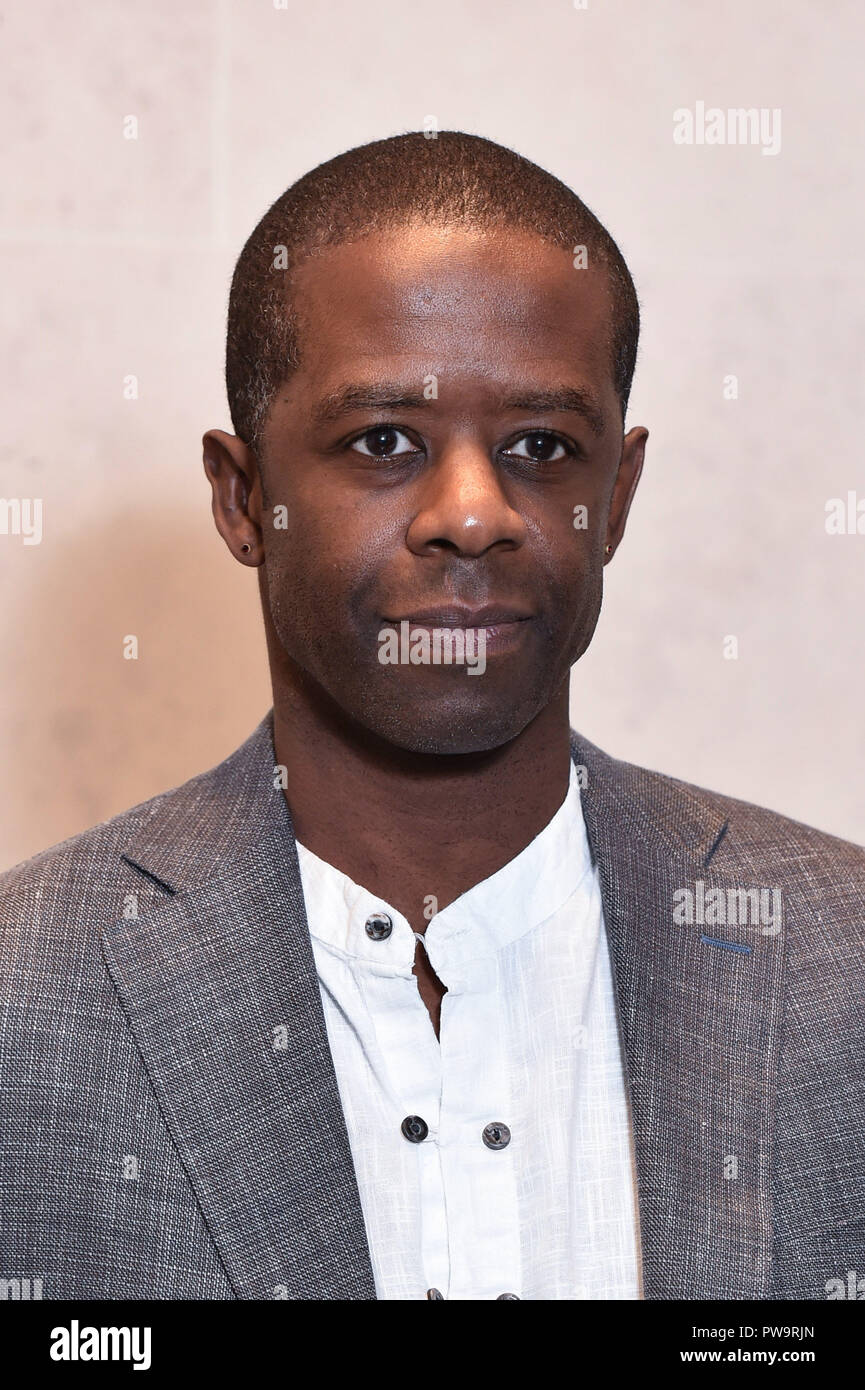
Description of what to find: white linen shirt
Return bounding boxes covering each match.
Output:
[295,760,643,1300]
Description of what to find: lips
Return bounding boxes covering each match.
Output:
[384,604,533,627]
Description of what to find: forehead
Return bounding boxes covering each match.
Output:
[286,224,618,408]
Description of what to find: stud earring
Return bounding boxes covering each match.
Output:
[241,542,251,554]
[604,543,613,556]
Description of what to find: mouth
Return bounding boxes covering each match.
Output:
[384,604,534,628]
[379,605,534,657]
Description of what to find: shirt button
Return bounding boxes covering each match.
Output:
[482,1122,511,1150]
[426,1288,445,1300]
[496,1292,520,1300]
[401,1115,429,1143]
[365,912,393,941]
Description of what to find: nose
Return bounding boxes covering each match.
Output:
[405,437,527,558]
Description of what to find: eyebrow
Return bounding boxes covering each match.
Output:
[311,385,428,426]
[310,382,607,438]
[498,388,607,438]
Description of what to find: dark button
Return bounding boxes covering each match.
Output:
[365,912,393,941]
[482,1122,511,1150]
[496,1292,520,1300]
[401,1115,429,1143]
[426,1288,444,1300]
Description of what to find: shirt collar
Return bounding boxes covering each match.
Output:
[296,758,593,976]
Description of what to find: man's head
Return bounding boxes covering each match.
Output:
[225,132,640,457]
[204,131,647,755]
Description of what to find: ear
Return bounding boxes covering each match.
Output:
[202,429,264,565]
[604,425,648,563]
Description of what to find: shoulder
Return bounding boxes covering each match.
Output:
[661,768,864,881]
[574,731,865,878]
[0,782,194,992]
[0,713,276,971]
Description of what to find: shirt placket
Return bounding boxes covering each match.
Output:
[432,944,523,1301]
[350,905,451,1299]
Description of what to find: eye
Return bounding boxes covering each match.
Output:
[502,431,572,463]
[350,426,419,458]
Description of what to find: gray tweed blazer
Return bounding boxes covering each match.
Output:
[1,710,864,1301]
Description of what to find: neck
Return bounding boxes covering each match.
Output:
[270,661,573,932]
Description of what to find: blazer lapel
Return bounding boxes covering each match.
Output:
[101,714,376,1300]
[573,732,785,1299]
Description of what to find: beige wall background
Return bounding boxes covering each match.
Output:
[1,0,863,871]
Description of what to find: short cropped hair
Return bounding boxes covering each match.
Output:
[225,131,640,453]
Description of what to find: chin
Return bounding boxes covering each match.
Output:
[359,688,545,757]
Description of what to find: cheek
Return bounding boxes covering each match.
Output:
[524,514,604,665]
[261,504,389,651]
[525,504,595,593]
[266,470,399,557]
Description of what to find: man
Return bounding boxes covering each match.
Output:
[1,132,863,1302]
